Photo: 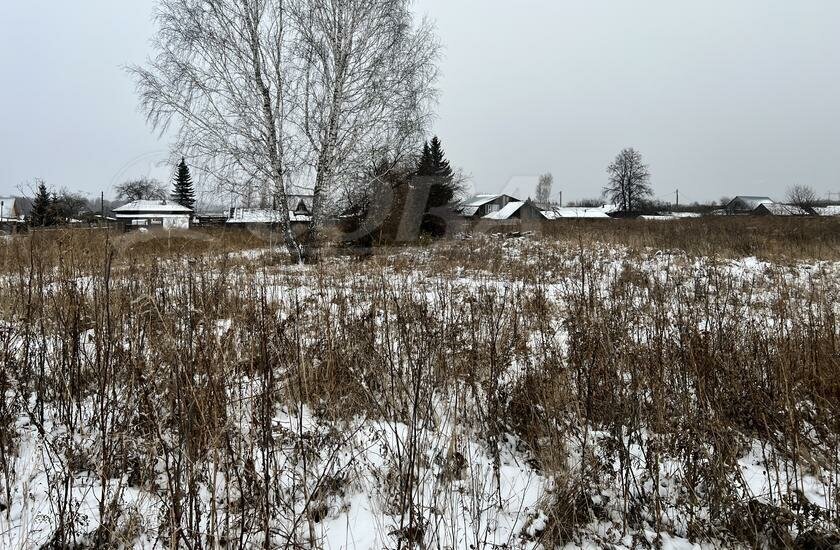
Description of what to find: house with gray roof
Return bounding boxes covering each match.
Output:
[482,199,544,221]
[542,206,612,220]
[226,194,314,226]
[812,205,840,217]
[457,194,521,218]
[113,200,193,230]
[753,203,811,217]
[726,196,774,214]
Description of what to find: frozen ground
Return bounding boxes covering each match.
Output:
[1,237,838,548]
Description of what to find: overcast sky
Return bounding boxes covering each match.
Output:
[2,1,839,204]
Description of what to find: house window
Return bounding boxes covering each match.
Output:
[485,204,500,214]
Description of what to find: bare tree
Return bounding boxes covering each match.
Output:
[115,178,167,202]
[786,184,818,207]
[536,173,553,205]
[131,0,303,259]
[290,0,440,255]
[132,0,439,262]
[604,148,652,213]
[53,189,90,221]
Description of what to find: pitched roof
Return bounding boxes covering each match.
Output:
[461,194,503,208]
[227,208,312,224]
[639,212,703,221]
[755,203,811,216]
[542,207,611,220]
[287,194,314,212]
[813,205,840,217]
[483,201,525,220]
[458,194,524,217]
[728,196,774,210]
[113,200,193,214]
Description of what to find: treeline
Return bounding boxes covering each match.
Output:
[25,181,103,227]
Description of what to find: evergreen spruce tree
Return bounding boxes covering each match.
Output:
[429,137,453,181]
[416,141,434,178]
[416,136,460,236]
[171,158,196,210]
[30,181,56,227]
[428,137,456,208]
[417,136,457,209]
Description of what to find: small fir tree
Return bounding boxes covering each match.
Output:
[171,158,196,210]
[30,181,57,227]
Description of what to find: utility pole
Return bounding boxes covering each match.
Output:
[559,191,563,207]
[675,189,679,208]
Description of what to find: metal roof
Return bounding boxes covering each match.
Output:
[728,196,774,210]
[813,205,840,217]
[543,207,611,220]
[483,201,525,220]
[755,203,810,216]
[461,194,503,207]
[226,208,312,224]
[113,200,193,214]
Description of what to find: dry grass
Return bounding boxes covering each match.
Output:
[0,225,838,548]
[539,216,840,261]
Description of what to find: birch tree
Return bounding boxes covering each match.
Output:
[133,0,439,260]
[536,173,553,205]
[130,0,303,259]
[290,0,440,255]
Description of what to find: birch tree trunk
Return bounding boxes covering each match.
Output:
[291,0,440,259]
[131,0,303,261]
[132,0,439,262]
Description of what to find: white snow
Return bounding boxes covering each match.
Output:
[227,208,312,224]
[1,237,838,548]
[484,201,527,220]
[113,200,193,213]
[543,207,612,220]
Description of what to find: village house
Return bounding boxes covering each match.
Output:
[812,205,840,217]
[457,194,521,219]
[287,194,314,221]
[481,199,545,221]
[0,197,26,233]
[0,197,25,222]
[113,200,193,230]
[726,196,774,214]
[226,194,314,232]
[542,206,612,220]
[753,203,811,217]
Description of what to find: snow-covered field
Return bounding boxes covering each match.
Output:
[0,234,838,548]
